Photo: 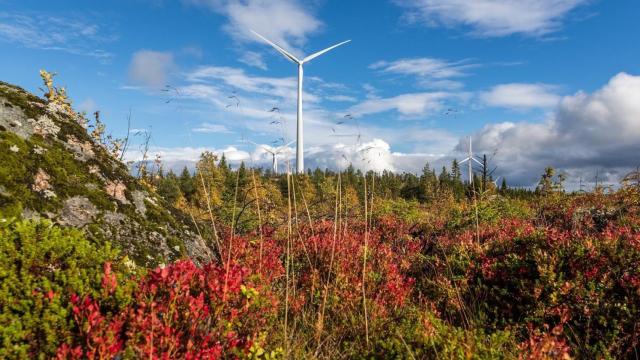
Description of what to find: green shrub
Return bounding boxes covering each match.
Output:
[361,309,517,359]
[0,219,130,359]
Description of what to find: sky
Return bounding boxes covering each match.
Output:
[1,0,639,188]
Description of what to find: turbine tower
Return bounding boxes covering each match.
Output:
[251,30,350,174]
[249,140,295,175]
[459,137,483,184]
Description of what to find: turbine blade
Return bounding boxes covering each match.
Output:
[250,30,300,64]
[259,145,275,154]
[275,141,295,153]
[459,157,469,164]
[302,40,350,63]
[472,158,483,166]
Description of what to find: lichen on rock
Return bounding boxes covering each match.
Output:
[105,180,129,204]
[57,196,98,227]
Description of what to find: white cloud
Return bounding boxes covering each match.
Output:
[186,65,320,103]
[371,57,477,89]
[395,0,589,37]
[193,123,233,133]
[183,0,321,54]
[306,139,396,172]
[0,12,114,59]
[239,51,267,70]
[481,83,560,109]
[147,139,423,175]
[128,50,176,89]
[348,91,463,117]
[467,73,640,187]
[325,95,357,103]
[125,145,250,165]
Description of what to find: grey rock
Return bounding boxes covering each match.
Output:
[0,99,33,139]
[131,190,147,217]
[57,196,98,227]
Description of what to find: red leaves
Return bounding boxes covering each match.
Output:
[101,262,117,294]
[290,220,419,321]
[57,259,271,359]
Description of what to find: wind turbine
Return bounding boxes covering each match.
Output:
[251,30,350,174]
[459,136,483,184]
[248,140,295,175]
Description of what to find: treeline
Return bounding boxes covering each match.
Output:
[152,154,518,205]
[140,152,543,234]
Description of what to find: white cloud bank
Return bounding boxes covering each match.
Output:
[468,72,640,187]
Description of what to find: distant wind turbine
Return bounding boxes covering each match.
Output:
[459,137,483,184]
[251,30,350,174]
[248,140,295,175]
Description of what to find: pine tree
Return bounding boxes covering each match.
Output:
[179,167,196,202]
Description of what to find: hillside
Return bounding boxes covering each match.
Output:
[0,80,212,266]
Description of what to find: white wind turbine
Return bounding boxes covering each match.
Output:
[459,136,483,184]
[249,140,295,175]
[251,30,350,174]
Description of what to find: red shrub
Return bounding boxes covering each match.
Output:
[57,259,274,359]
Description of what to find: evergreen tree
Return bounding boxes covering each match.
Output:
[178,167,196,202]
[157,170,181,205]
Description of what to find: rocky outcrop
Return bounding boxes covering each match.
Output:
[0,81,213,266]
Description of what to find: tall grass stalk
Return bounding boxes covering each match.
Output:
[284,171,292,356]
[197,172,222,259]
[250,169,264,273]
[316,172,342,352]
[362,174,370,347]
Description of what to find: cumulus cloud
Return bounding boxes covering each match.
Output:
[481,83,560,109]
[394,0,589,37]
[306,139,396,172]
[147,138,426,175]
[128,50,176,89]
[124,145,250,169]
[467,72,640,187]
[183,0,321,54]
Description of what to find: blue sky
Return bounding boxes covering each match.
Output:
[1,0,639,186]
